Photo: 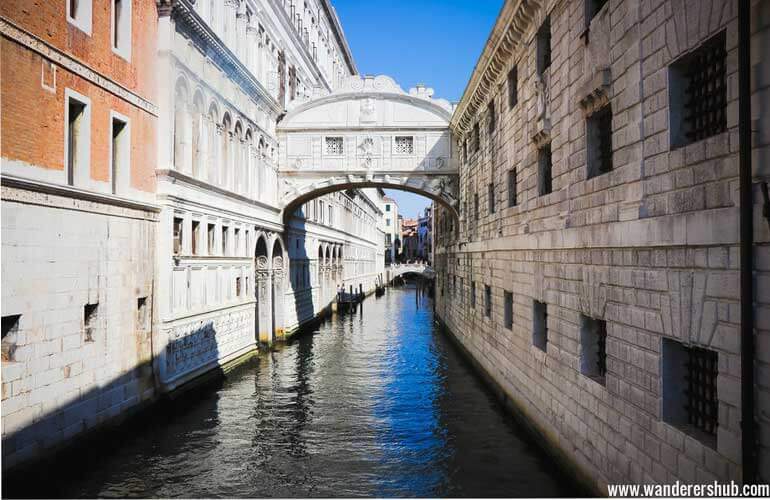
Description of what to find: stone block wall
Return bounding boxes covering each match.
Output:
[435,0,768,489]
[1,189,157,469]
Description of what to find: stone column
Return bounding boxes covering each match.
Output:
[272,268,285,340]
[256,265,273,344]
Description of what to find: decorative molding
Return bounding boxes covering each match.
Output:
[0,17,158,116]
[451,0,545,135]
[170,0,282,115]
[577,67,612,116]
[1,174,160,219]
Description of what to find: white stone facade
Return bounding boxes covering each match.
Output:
[434,0,769,489]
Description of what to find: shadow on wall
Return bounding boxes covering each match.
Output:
[287,214,317,338]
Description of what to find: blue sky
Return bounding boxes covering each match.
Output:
[333,0,502,218]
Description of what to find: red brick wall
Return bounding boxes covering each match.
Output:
[1,0,157,193]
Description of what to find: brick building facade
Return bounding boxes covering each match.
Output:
[434,0,769,489]
[1,0,159,468]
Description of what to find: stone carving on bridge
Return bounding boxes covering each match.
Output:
[358,136,375,169]
[360,98,376,123]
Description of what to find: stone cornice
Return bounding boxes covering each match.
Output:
[318,0,357,75]
[0,17,158,116]
[450,0,544,135]
[162,0,282,115]
[1,174,160,218]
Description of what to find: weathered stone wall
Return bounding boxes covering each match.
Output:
[436,0,768,489]
[1,189,157,469]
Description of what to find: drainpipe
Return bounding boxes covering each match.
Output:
[738,0,756,485]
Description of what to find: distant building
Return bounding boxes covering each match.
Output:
[400,217,419,262]
[417,206,433,264]
[382,196,400,263]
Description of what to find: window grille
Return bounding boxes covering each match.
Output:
[682,32,727,145]
[484,285,492,317]
[325,136,343,155]
[395,136,414,154]
[587,105,613,179]
[686,346,718,436]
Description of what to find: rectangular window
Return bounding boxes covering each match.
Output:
[487,101,496,135]
[222,225,230,256]
[463,140,468,163]
[537,16,552,76]
[488,183,495,214]
[386,204,391,212]
[508,66,518,109]
[580,315,607,385]
[504,291,513,329]
[507,169,517,207]
[110,116,128,194]
[234,228,241,256]
[459,277,464,304]
[111,0,131,59]
[84,303,98,342]
[484,285,492,317]
[587,105,613,179]
[533,300,548,352]
[662,339,718,446]
[395,136,414,154]
[669,31,726,148]
[538,144,553,196]
[66,94,89,186]
[1,315,21,362]
[208,223,216,255]
[236,276,242,297]
[191,221,200,255]
[67,0,92,34]
[470,281,476,308]
[474,193,479,221]
[473,123,480,153]
[136,297,149,333]
[325,136,344,155]
[173,217,183,255]
[586,0,609,25]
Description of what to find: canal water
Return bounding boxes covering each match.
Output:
[5,285,584,498]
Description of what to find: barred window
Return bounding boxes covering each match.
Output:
[586,0,609,25]
[488,183,495,214]
[484,285,492,317]
[662,339,719,446]
[395,136,414,154]
[473,123,480,153]
[508,66,518,109]
[670,31,726,148]
[580,315,607,385]
[504,291,513,329]
[508,168,517,207]
[538,143,553,196]
[587,105,613,179]
[487,101,496,135]
[474,192,479,221]
[471,281,476,308]
[537,16,551,76]
[325,136,344,155]
[533,300,547,352]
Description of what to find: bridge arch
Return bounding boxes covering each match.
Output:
[276,74,459,224]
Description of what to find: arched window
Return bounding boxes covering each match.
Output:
[192,91,205,179]
[220,113,232,188]
[234,121,243,192]
[244,129,253,196]
[207,102,219,185]
[173,78,190,171]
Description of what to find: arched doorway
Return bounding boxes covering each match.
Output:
[271,237,286,340]
[254,235,271,344]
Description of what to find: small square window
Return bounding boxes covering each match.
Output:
[504,292,513,329]
[507,169,517,207]
[537,16,552,76]
[395,136,414,154]
[508,66,518,109]
[84,303,98,342]
[669,31,726,148]
[587,105,613,179]
[484,285,492,317]
[662,339,718,447]
[538,144,553,196]
[533,300,548,352]
[580,315,607,384]
[325,136,344,155]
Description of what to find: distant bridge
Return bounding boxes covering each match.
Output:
[385,263,435,283]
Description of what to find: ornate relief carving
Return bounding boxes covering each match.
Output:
[256,256,269,270]
[360,98,376,123]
